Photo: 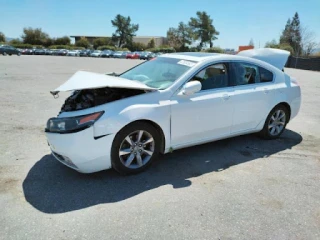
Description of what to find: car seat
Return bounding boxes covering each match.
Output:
[202,67,228,90]
[201,67,221,90]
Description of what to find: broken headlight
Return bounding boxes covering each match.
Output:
[45,111,104,133]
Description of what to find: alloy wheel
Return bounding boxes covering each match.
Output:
[268,109,286,136]
[119,130,155,169]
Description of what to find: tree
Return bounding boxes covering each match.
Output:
[167,27,180,48]
[147,38,155,49]
[280,19,292,45]
[265,39,279,48]
[290,12,302,55]
[189,11,219,49]
[279,12,302,55]
[43,37,54,47]
[204,47,224,53]
[92,37,112,49]
[300,26,318,56]
[126,42,147,51]
[111,14,139,47]
[167,22,193,51]
[55,36,71,45]
[9,38,22,44]
[265,39,294,54]
[21,27,50,45]
[0,32,5,42]
[75,37,90,48]
[249,38,254,47]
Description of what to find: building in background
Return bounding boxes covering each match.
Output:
[70,36,167,47]
[132,36,167,47]
[238,45,254,52]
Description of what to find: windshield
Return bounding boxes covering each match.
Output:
[119,57,196,89]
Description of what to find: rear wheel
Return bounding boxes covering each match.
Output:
[111,122,161,175]
[259,105,289,139]
[3,52,7,56]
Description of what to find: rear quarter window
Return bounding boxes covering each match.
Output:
[259,67,274,83]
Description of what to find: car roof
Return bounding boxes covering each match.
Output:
[160,50,289,71]
[160,52,223,61]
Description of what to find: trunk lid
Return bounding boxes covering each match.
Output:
[50,71,157,96]
[237,48,290,70]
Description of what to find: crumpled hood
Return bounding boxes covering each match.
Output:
[50,71,157,96]
[237,48,290,70]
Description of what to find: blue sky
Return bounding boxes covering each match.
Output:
[0,0,319,49]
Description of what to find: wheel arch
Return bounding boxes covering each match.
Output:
[118,119,166,154]
[274,102,291,122]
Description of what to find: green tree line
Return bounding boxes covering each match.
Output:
[0,11,223,53]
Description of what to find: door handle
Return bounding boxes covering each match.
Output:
[264,88,269,94]
[222,94,230,100]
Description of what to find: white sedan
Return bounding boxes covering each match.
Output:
[45,48,301,174]
[66,50,80,57]
[90,50,102,57]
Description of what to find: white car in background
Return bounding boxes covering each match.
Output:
[90,50,102,57]
[45,49,301,174]
[66,50,80,57]
[112,51,124,58]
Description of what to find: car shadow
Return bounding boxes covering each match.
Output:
[23,129,302,214]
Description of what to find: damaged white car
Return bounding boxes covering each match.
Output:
[45,49,301,174]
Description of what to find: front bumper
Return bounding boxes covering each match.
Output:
[46,127,114,173]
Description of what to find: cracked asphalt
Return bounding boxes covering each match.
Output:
[0,55,319,240]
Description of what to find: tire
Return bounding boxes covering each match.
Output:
[17,52,21,56]
[111,122,161,175]
[3,52,7,56]
[259,104,289,139]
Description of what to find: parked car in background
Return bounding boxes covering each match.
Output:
[140,52,156,60]
[126,51,141,59]
[79,49,91,57]
[113,51,123,58]
[45,49,54,55]
[46,49,301,175]
[57,49,68,56]
[20,49,29,55]
[121,51,131,58]
[0,45,21,56]
[67,50,80,57]
[51,49,60,56]
[34,48,46,55]
[100,50,114,58]
[90,50,102,57]
[24,49,35,55]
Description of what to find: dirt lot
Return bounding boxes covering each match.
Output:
[0,55,319,240]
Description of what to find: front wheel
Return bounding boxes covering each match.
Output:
[3,52,7,56]
[111,122,161,175]
[259,105,289,139]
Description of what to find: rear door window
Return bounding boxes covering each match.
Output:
[232,62,260,85]
[259,67,274,83]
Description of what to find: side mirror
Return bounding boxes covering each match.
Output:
[179,81,202,96]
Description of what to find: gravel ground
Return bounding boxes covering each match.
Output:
[0,55,319,240]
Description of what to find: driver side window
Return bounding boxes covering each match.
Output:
[191,63,229,91]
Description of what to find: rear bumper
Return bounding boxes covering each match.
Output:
[46,127,114,173]
[289,86,301,121]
